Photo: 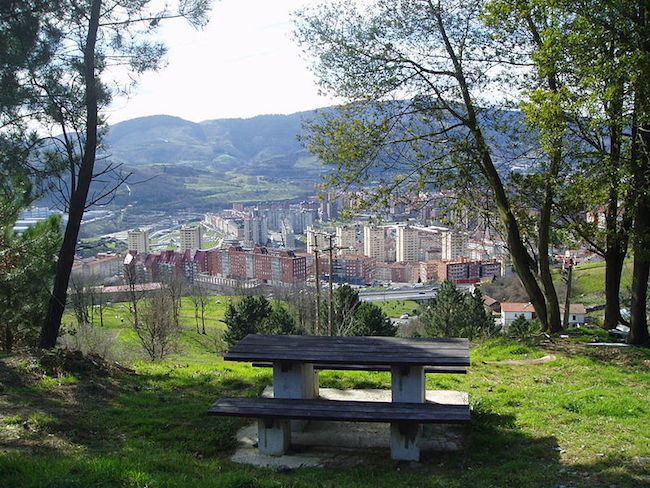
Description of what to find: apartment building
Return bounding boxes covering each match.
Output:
[127,228,150,254]
[419,258,502,284]
[179,225,203,252]
[363,226,385,260]
[71,253,123,282]
[243,216,268,245]
[336,225,357,255]
[306,226,330,253]
[396,225,419,262]
[203,246,307,284]
[442,231,468,260]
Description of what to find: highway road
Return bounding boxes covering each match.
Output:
[358,287,439,303]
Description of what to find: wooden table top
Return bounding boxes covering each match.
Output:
[224,334,470,367]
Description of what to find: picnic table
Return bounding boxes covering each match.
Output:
[209,334,470,461]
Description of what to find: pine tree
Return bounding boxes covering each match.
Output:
[350,302,396,337]
[223,296,273,347]
[420,281,498,339]
[260,304,302,336]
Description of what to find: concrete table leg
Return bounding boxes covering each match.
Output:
[257,418,290,456]
[391,365,425,403]
[390,365,425,461]
[261,362,318,440]
[273,362,319,400]
[390,423,423,461]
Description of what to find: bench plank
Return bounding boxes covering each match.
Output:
[224,334,470,367]
[251,362,467,374]
[209,397,471,424]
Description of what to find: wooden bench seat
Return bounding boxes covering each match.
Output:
[251,361,467,374]
[209,396,471,423]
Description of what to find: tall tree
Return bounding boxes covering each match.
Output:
[294,0,561,332]
[223,295,273,347]
[0,215,62,351]
[35,0,211,349]
[420,281,498,339]
[489,0,637,333]
[624,0,650,345]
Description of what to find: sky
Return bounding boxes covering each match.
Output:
[106,0,338,125]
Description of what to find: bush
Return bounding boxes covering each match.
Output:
[223,296,301,347]
[508,316,543,340]
[60,323,121,361]
[419,281,499,339]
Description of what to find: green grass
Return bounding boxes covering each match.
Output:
[375,300,419,318]
[2,317,649,487]
[552,259,634,310]
[186,173,307,203]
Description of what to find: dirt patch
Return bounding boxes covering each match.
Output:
[538,337,649,369]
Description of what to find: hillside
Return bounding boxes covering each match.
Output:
[34,105,537,221]
[1,301,648,487]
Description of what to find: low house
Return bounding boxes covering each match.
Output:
[500,302,537,329]
[560,303,587,326]
[500,302,587,329]
[482,295,501,312]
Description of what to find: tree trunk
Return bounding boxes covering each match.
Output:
[628,200,650,345]
[627,1,650,346]
[538,156,562,333]
[39,0,102,349]
[433,7,550,330]
[604,247,625,330]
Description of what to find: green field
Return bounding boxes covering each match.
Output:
[375,300,419,318]
[1,299,649,487]
[186,173,308,203]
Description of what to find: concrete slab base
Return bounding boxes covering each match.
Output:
[229,387,469,469]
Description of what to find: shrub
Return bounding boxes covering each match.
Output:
[508,316,543,340]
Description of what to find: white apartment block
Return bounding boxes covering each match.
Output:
[363,226,385,260]
[396,225,419,262]
[127,229,150,254]
[307,226,329,253]
[442,231,468,260]
[281,220,295,249]
[180,225,203,251]
[243,216,268,245]
[336,226,357,255]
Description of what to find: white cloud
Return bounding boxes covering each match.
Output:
[105,0,338,124]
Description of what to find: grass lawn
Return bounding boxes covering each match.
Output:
[375,300,420,318]
[553,259,634,308]
[1,308,649,487]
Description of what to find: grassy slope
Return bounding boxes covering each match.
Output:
[554,259,634,308]
[1,299,649,488]
[374,300,420,318]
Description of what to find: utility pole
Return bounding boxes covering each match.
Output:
[312,234,321,335]
[562,256,574,329]
[327,234,335,336]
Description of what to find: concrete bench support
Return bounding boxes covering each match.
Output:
[390,365,425,460]
[391,365,425,403]
[257,418,290,456]
[272,362,318,431]
[273,362,319,399]
[390,422,423,461]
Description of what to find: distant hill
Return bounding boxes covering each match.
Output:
[103,112,318,175]
[41,105,535,234]
[74,111,327,217]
